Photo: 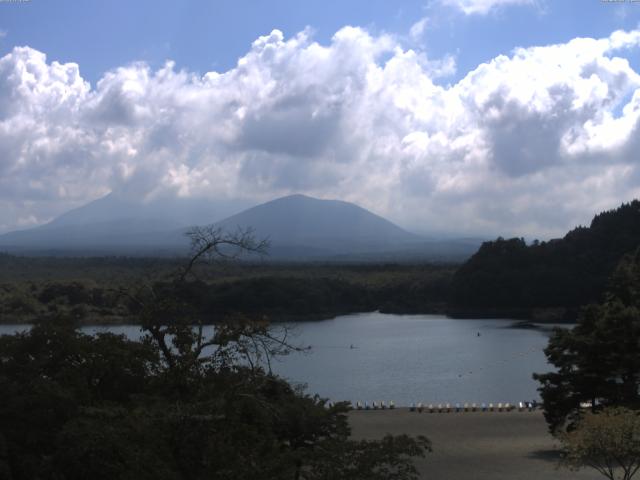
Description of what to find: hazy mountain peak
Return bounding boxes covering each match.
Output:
[0,193,483,261]
[44,192,250,230]
[216,194,417,246]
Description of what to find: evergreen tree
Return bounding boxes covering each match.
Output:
[534,248,640,433]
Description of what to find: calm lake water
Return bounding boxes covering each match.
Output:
[0,312,563,406]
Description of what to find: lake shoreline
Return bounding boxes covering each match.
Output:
[0,306,577,326]
[447,306,578,324]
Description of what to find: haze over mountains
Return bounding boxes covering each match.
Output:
[0,194,481,261]
[0,193,250,255]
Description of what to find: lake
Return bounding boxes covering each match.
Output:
[0,312,562,406]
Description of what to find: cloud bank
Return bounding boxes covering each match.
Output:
[0,26,639,237]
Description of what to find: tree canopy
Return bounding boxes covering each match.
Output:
[450,200,640,317]
[534,248,640,433]
[560,407,640,480]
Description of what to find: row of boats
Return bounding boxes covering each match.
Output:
[354,401,395,410]
[330,400,539,411]
[409,401,538,412]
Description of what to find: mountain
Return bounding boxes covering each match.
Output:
[214,194,418,255]
[0,193,480,260]
[44,193,216,228]
[449,200,640,319]
[0,193,249,255]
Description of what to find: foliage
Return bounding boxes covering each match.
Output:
[450,200,640,316]
[560,407,640,480]
[0,257,454,324]
[0,228,431,479]
[534,249,640,433]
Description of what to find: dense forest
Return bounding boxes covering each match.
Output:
[0,255,454,324]
[449,200,640,320]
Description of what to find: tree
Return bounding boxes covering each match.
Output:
[534,248,640,433]
[0,226,431,480]
[560,407,640,480]
[0,317,159,479]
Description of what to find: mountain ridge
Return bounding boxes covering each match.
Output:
[0,193,481,260]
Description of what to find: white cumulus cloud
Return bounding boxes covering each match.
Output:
[0,26,639,237]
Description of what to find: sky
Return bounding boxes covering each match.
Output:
[0,0,640,237]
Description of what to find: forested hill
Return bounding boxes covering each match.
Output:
[449,200,640,319]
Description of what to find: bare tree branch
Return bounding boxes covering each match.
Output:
[180,226,269,282]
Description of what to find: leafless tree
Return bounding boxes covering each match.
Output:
[179,225,269,281]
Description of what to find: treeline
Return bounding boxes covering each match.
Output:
[0,260,454,324]
[449,200,640,319]
[175,272,451,321]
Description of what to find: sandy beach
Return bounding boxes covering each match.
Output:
[349,409,601,480]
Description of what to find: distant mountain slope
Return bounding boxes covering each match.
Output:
[41,192,247,229]
[0,193,248,254]
[215,194,419,254]
[0,193,479,260]
[449,200,640,318]
[0,218,187,255]
[0,193,423,258]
